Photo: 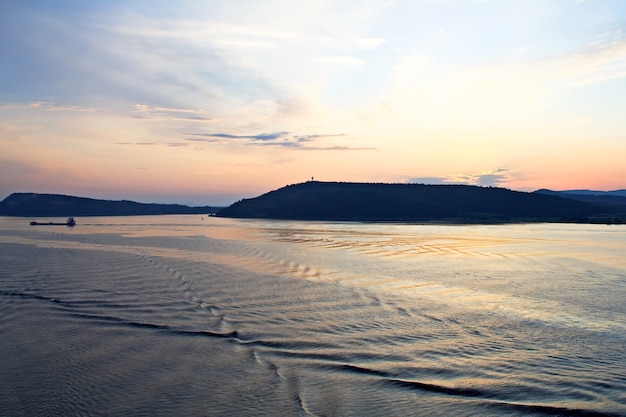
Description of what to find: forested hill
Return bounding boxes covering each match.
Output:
[0,193,220,217]
[217,181,623,223]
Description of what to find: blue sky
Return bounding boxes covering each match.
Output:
[1,0,625,205]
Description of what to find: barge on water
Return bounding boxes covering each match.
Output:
[30,217,76,227]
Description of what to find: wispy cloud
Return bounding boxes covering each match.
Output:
[553,30,626,87]
[131,104,221,123]
[184,131,371,150]
[372,27,626,133]
[0,101,94,112]
[193,132,290,141]
[409,169,514,188]
[115,141,190,148]
[294,133,347,141]
[115,142,159,146]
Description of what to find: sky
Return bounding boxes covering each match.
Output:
[1,0,626,206]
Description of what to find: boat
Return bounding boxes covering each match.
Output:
[30,217,76,227]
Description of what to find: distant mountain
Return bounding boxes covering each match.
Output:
[558,189,626,197]
[217,181,623,223]
[534,189,626,212]
[0,193,221,217]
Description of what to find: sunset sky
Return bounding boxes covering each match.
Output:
[2,0,626,205]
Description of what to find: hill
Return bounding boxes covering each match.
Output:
[217,181,624,223]
[0,193,220,217]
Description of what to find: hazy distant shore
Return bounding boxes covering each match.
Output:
[0,192,222,217]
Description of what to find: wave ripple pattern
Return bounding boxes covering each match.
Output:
[0,216,625,416]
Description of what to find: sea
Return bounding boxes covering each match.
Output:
[0,215,624,417]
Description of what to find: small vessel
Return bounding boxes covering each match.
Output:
[30,217,76,227]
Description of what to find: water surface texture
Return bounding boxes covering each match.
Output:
[1,216,624,416]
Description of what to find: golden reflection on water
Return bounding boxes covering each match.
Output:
[255,222,626,270]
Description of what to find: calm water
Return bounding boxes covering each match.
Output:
[0,216,624,416]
